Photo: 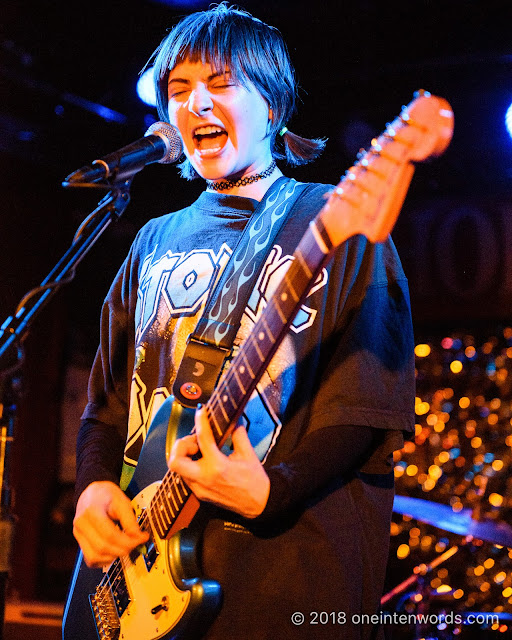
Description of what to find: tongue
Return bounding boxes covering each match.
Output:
[197,132,227,151]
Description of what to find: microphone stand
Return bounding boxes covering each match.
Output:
[0,176,133,640]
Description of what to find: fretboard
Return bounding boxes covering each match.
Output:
[146,216,334,540]
[206,217,333,448]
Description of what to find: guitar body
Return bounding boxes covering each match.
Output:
[62,397,222,640]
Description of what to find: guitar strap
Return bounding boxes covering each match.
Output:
[172,176,313,408]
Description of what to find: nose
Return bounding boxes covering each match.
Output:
[188,84,214,116]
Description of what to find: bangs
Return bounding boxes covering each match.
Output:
[151,6,293,122]
[156,18,251,85]
[153,9,263,119]
[148,3,301,178]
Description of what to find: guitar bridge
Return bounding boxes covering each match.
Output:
[89,561,131,639]
[89,590,120,640]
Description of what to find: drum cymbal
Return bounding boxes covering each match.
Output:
[393,495,512,547]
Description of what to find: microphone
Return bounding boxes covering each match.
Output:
[64,121,183,184]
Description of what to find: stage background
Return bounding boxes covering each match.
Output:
[1,1,512,636]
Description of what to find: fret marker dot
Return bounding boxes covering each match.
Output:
[239,365,245,374]
[281,292,288,301]
[259,332,265,340]
[223,394,228,402]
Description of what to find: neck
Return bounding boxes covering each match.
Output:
[205,160,284,200]
[215,169,284,200]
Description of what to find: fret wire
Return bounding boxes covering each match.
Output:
[157,484,175,524]
[224,383,237,410]
[217,397,230,422]
[233,368,246,393]
[157,480,173,521]
[289,257,315,297]
[150,487,164,525]
[169,487,180,512]
[211,383,237,427]
[208,399,228,440]
[294,247,313,278]
[206,404,228,443]
[151,492,168,534]
[174,484,185,503]
[248,333,265,361]
[240,349,256,377]
[169,482,186,504]
[282,270,300,302]
[206,403,224,438]
[159,505,171,531]
[273,297,288,323]
[171,471,189,501]
[236,360,251,386]
[222,369,245,407]
[147,495,164,538]
[260,315,276,343]
[160,481,175,521]
[309,219,331,254]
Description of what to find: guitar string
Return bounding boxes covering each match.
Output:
[93,238,321,607]
[205,236,329,451]
[206,260,306,436]
[93,482,186,612]
[94,509,152,611]
[94,473,189,605]
[93,236,321,613]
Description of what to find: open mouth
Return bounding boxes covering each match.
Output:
[193,125,228,155]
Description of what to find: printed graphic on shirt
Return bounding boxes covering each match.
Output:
[125,243,328,469]
[124,345,171,466]
[247,244,328,333]
[135,244,232,342]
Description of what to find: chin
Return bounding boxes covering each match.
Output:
[192,160,239,183]
[187,155,220,179]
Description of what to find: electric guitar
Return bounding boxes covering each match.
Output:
[62,91,454,640]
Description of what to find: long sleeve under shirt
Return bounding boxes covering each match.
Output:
[75,418,395,520]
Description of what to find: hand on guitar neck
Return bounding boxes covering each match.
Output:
[73,480,149,568]
[168,405,271,519]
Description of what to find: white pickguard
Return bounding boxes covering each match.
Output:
[98,482,191,640]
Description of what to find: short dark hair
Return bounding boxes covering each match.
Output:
[150,3,325,179]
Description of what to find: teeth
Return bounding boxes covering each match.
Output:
[194,125,225,136]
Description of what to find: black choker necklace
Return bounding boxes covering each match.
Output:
[206,161,276,192]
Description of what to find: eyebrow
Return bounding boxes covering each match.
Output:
[168,71,231,86]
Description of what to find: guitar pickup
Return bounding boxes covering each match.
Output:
[107,566,131,618]
[131,527,159,572]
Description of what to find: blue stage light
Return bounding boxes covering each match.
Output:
[137,67,157,107]
[506,102,512,140]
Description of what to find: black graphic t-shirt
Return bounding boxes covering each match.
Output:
[78,181,415,639]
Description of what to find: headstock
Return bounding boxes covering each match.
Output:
[320,90,454,246]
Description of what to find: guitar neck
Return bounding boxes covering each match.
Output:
[144,91,455,541]
[206,216,334,448]
[145,217,334,541]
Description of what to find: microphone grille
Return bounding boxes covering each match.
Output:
[145,121,183,164]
